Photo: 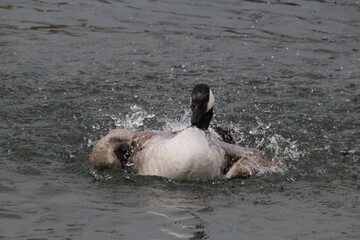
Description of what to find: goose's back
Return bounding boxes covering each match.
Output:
[133,128,226,180]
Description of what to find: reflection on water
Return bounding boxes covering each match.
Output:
[1,0,359,239]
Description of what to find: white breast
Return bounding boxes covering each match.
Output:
[133,128,226,181]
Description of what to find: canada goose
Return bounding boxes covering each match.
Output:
[90,84,282,181]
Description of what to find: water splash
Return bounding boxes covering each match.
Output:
[160,109,191,132]
[110,104,155,130]
[228,120,301,165]
[247,121,302,164]
[107,105,300,172]
[259,134,301,162]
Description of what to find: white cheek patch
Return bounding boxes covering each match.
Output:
[206,89,215,112]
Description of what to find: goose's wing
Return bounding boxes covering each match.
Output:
[220,141,282,179]
[211,124,237,144]
[90,129,155,170]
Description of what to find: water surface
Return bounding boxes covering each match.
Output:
[1,0,359,239]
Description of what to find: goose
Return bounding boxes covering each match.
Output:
[90,84,282,181]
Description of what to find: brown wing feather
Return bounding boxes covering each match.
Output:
[220,141,282,179]
[211,124,237,144]
[90,129,155,169]
[90,129,135,170]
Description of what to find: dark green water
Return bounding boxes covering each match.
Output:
[1,0,359,239]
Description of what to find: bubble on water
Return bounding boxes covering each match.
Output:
[92,124,101,130]
[90,169,113,181]
[87,138,94,147]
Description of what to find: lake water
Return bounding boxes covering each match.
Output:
[1,0,359,239]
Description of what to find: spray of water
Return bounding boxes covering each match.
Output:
[110,105,156,130]
[160,109,191,132]
[91,105,301,180]
[111,106,301,163]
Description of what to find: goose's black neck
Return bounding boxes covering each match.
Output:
[192,108,213,130]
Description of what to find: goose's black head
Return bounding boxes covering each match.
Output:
[190,84,215,130]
